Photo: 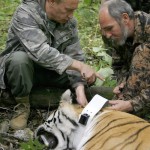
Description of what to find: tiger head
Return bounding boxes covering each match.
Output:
[35,89,82,150]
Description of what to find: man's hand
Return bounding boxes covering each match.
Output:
[108,100,133,112]
[68,60,105,85]
[75,84,88,107]
[113,83,125,99]
[80,64,104,84]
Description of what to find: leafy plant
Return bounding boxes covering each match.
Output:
[74,1,116,87]
[20,139,46,150]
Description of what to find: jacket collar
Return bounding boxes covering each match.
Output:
[38,0,46,11]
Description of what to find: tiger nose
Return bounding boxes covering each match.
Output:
[36,128,58,149]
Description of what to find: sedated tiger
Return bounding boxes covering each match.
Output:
[35,89,150,150]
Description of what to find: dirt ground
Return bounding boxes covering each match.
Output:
[0,104,55,150]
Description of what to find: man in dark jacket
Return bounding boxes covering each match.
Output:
[99,0,150,115]
[0,0,103,130]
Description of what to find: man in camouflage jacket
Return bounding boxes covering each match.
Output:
[99,0,150,115]
[0,0,103,130]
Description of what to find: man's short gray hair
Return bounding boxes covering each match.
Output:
[100,0,134,23]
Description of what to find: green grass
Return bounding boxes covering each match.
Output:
[0,0,20,51]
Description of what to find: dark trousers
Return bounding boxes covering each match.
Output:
[5,51,70,97]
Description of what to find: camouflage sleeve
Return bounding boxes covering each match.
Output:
[123,43,150,112]
[11,5,73,75]
[64,36,86,89]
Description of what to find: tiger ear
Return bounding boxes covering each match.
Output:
[61,89,72,104]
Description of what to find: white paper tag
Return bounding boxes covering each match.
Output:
[79,94,108,125]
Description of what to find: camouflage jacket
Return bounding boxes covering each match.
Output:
[0,0,85,89]
[107,11,150,112]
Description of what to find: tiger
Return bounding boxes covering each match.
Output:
[35,89,150,150]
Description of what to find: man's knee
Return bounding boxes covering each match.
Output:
[6,51,32,67]
[5,51,34,97]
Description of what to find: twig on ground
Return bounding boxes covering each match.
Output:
[0,132,28,142]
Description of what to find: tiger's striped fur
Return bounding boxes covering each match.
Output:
[35,89,150,150]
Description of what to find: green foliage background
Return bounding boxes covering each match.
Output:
[0,0,20,51]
